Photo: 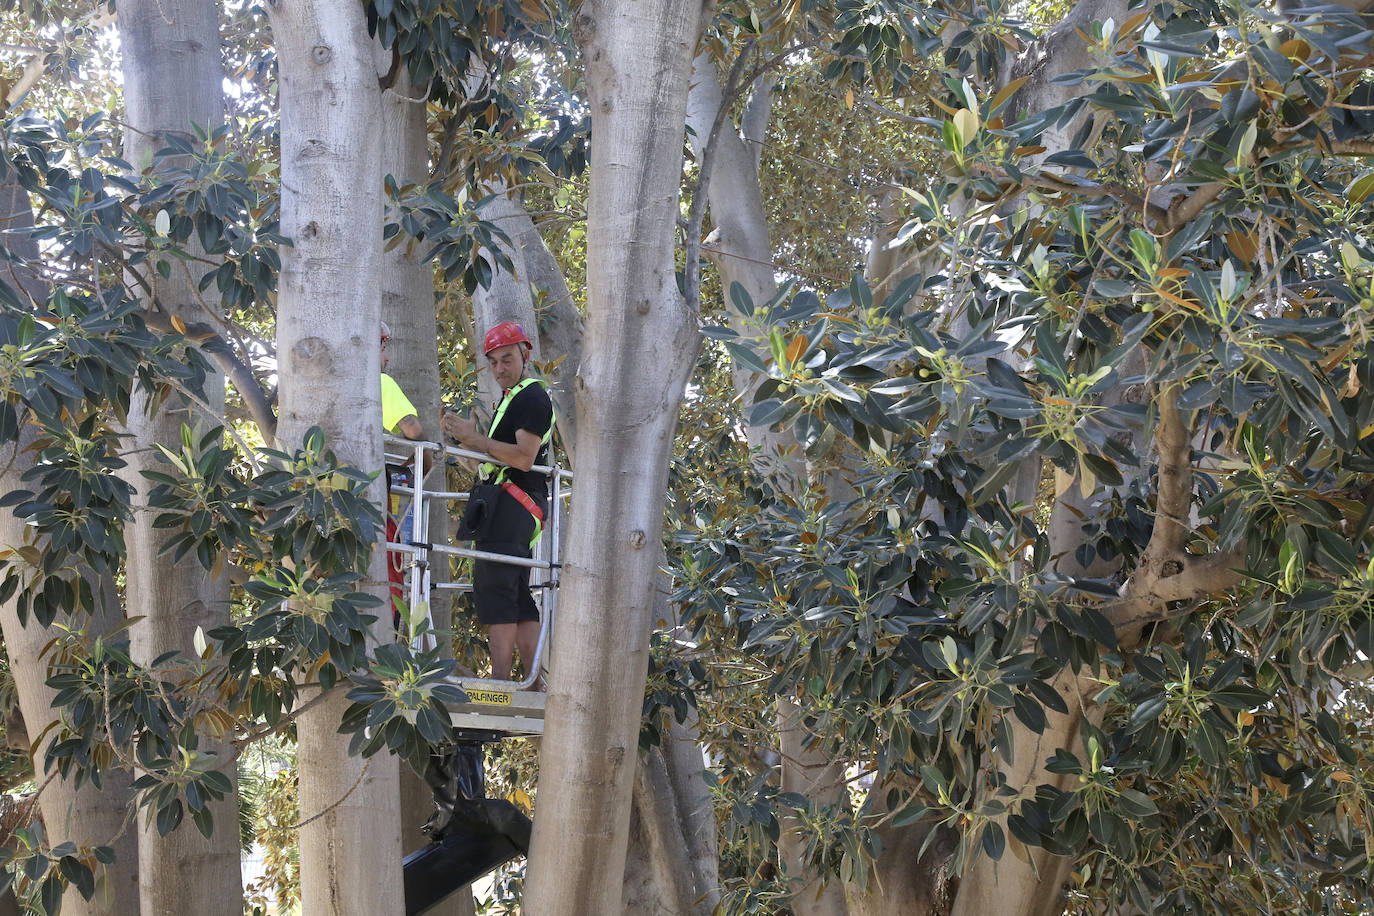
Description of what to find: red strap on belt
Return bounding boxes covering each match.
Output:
[502,481,544,523]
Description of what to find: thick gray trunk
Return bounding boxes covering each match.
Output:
[266,3,402,912]
[938,8,1134,913]
[379,72,475,916]
[115,4,242,912]
[509,207,585,446]
[622,716,721,916]
[849,779,959,916]
[948,668,1096,916]
[522,2,704,911]
[0,173,140,916]
[0,433,141,916]
[777,697,850,916]
[379,72,452,656]
[684,56,780,406]
[689,54,860,916]
[470,189,546,408]
[952,366,1148,916]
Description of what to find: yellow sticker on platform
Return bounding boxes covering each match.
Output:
[466,690,512,706]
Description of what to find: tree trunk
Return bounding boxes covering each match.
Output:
[684,56,783,415]
[471,188,549,408]
[777,697,850,916]
[0,171,140,916]
[114,4,243,912]
[688,55,863,916]
[379,70,476,916]
[947,667,1096,916]
[0,496,141,915]
[522,2,705,912]
[623,716,721,916]
[266,4,402,913]
[499,200,586,446]
[848,791,958,916]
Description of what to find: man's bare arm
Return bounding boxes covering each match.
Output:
[441,415,543,471]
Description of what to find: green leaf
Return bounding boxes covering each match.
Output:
[953,108,980,149]
[1347,172,1374,205]
[729,281,754,317]
[981,822,1006,860]
[1115,788,1158,818]
[724,340,768,377]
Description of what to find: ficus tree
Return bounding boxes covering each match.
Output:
[4,1,1374,916]
[667,0,1374,913]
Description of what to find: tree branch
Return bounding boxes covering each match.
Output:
[684,42,755,315]
[1105,548,1247,629]
[1103,385,1248,630]
[1334,139,1374,156]
[974,164,1169,222]
[739,74,772,176]
[141,312,278,440]
[1161,182,1226,234]
[3,8,116,109]
[1143,385,1191,558]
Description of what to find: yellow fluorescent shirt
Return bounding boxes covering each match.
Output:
[380,372,418,433]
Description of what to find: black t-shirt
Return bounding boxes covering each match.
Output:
[484,379,554,497]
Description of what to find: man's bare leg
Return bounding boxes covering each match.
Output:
[515,620,543,689]
[489,623,517,681]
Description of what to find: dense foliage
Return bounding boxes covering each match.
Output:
[665,0,1374,911]
[3,0,1374,912]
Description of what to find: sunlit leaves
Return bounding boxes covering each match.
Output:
[679,0,1374,905]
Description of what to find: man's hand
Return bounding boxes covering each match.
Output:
[441,410,479,445]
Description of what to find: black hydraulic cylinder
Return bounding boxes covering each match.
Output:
[402,736,532,916]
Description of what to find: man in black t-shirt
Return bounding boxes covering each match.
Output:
[442,322,553,686]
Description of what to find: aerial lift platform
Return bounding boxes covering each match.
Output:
[384,435,570,914]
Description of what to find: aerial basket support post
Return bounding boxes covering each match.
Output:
[385,435,566,913]
[402,732,532,916]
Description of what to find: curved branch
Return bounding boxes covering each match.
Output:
[141,312,278,440]
[684,41,755,315]
[1161,182,1226,234]
[1105,386,1248,630]
[1105,548,1247,630]
[1143,385,1191,558]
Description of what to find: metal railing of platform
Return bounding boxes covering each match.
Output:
[383,433,572,698]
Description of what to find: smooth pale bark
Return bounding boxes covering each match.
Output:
[848,787,959,916]
[266,3,402,913]
[940,9,1135,910]
[684,57,804,488]
[623,715,721,916]
[777,698,849,916]
[469,123,732,916]
[380,71,475,916]
[0,179,139,915]
[685,57,780,409]
[0,471,141,915]
[471,188,547,409]
[522,1,705,912]
[620,578,720,915]
[503,204,586,446]
[947,667,1097,916]
[471,189,586,439]
[114,4,243,912]
[472,155,727,916]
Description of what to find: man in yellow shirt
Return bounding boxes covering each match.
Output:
[381,320,424,442]
[381,321,429,626]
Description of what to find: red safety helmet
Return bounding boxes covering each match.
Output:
[482,321,533,356]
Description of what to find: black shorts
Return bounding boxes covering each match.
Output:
[472,489,544,626]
